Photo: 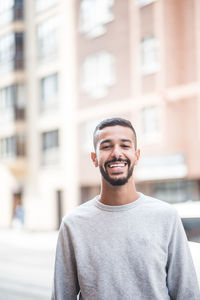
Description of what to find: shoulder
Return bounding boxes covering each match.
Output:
[62,196,99,226]
[140,193,179,221]
[140,194,183,240]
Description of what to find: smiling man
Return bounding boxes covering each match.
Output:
[52,117,200,300]
[93,125,137,187]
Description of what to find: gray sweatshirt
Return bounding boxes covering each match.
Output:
[52,193,200,299]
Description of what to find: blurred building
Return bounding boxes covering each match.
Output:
[0,0,25,227]
[0,0,200,230]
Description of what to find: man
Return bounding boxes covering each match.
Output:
[52,117,200,299]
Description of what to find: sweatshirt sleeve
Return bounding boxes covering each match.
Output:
[166,214,200,300]
[51,219,80,300]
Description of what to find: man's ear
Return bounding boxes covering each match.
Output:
[91,152,98,167]
[134,149,140,166]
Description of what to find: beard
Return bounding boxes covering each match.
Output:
[99,158,134,186]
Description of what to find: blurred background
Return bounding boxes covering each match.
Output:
[0,0,200,299]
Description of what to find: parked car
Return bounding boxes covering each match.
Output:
[172,201,200,243]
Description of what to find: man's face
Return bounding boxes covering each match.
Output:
[91,125,140,186]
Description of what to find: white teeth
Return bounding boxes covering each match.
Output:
[109,163,125,168]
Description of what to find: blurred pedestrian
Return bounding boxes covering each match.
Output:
[12,198,24,230]
[52,117,200,299]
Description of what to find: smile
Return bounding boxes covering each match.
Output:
[107,162,127,168]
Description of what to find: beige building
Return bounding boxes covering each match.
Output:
[0,0,200,230]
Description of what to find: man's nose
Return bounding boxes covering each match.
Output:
[110,145,122,159]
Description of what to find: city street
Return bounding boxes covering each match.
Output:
[0,229,199,300]
[0,229,58,300]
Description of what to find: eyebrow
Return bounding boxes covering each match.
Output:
[121,139,132,143]
[100,138,132,145]
[100,139,112,145]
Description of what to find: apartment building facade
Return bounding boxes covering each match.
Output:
[0,0,200,230]
[77,0,200,204]
[0,0,25,227]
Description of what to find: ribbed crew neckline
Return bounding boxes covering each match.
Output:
[94,192,145,212]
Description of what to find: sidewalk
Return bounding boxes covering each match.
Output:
[0,228,58,251]
[0,229,58,300]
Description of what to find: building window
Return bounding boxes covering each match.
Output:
[141,106,159,142]
[0,32,24,72]
[16,134,25,156]
[42,129,59,150]
[79,0,114,38]
[0,32,15,71]
[0,0,14,25]
[37,16,59,61]
[0,136,15,157]
[40,73,58,112]
[140,36,159,75]
[154,180,196,203]
[35,0,58,12]
[14,0,23,20]
[15,84,25,120]
[0,84,25,121]
[136,0,155,7]
[81,51,116,99]
[0,0,23,25]
[0,85,14,110]
[0,85,14,121]
[41,129,59,165]
[15,32,24,69]
[0,135,25,158]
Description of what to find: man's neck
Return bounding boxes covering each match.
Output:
[99,179,139,206]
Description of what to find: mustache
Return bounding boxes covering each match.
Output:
[104,158,130,168]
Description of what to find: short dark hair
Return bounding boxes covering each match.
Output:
[93,117,137,150]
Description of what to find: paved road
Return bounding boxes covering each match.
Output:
[0,229,199,300]
[0,229,58,300]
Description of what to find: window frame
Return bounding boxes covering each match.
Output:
[81,51,116,99]
[42,129,59,151]
[79,0,114,39]
[136,0,155,8]
[141,105,160,142]
[40,73,58,112]
[140,36,160,75]
[37,16,59,61]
